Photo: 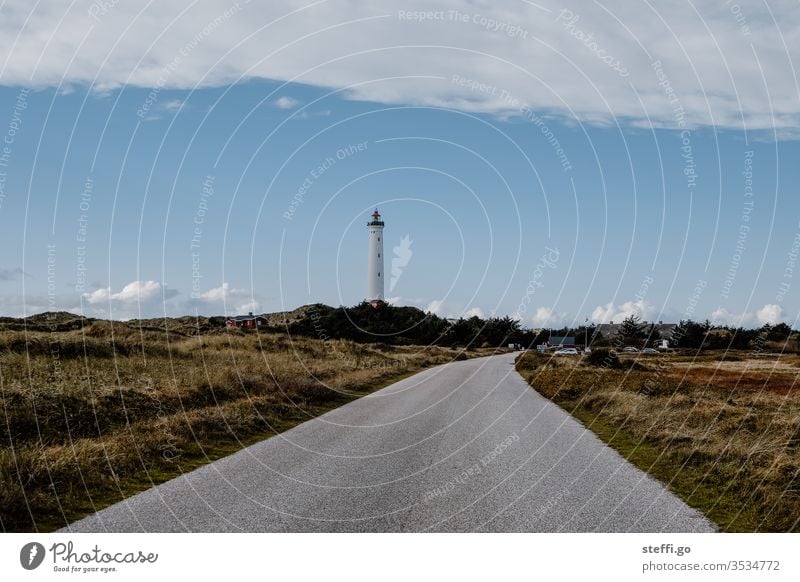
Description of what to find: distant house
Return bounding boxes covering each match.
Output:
[548,336,576,347]
[226,312,267,329]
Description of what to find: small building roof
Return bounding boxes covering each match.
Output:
[227,313,263,321]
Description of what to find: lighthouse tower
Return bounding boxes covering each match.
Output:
[367,209,385,304]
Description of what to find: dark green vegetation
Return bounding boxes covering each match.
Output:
[281,302,533,347]
[0,311,505,532]
[516,349,800,532]
[560,315,800,352]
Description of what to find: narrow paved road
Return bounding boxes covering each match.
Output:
[64,353,714,532]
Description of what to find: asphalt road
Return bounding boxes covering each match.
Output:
[64,353,715,532]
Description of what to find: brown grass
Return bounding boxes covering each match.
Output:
[515,350,800,532]
[0,321,500,532]
[665,357,800,395]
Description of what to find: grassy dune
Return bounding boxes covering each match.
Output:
[516,349,800,532]
[0,318,499,532]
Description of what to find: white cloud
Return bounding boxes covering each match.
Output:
[590,302,616,324]
[274,96,300,109]
[162,98,184,111]
[115,280,163,302]
[591,300,655,323]
[81,288,110,305]
[710,306,738,326]
[425,299,444,315]
[531,306,569,327]
[78,280,180,319]
[756,303,784,326]
[291,108,331,119]
[195,284,227,303]
[711,303,785,327]
[2,1,799,133]
[463,306,484,319]
[192,282,259,314]
[83,280,173,305]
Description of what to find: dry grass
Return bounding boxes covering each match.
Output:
[516,349,800,532]
[0,321,499,532]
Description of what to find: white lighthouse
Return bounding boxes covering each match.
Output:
[367,209,385,304]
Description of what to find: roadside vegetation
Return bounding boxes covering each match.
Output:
[0,312,503,532]
[515,347,800,532]
[283,301,530,346]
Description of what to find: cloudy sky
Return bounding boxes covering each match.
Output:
[0,0,798,326]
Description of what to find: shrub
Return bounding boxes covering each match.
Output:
[585,348,622,369]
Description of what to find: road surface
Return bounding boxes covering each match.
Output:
[64,353,714,532]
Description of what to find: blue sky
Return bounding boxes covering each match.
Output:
[1,1,798,327]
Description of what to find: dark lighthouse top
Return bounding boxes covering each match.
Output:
[368,209,384,227]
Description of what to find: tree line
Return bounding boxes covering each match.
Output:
[588,314,797,351]
[262,303,798,351]
[277,302,538,347]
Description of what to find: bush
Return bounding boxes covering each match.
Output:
[515,350,544,372]
[585,348,622,369]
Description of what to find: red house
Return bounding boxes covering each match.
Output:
[226,312,267,329]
